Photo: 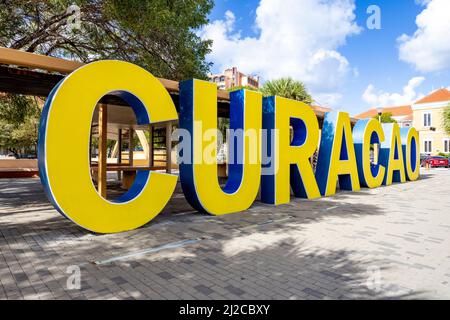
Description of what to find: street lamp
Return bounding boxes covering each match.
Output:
[374,107,383,165]
[377,107,383,122]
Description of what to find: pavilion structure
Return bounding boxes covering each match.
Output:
[0,46,346,198]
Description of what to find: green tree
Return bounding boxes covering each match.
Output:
[259,78,313,104]
[443,104,450,135]
[0,0,213,80]
[217,117,229,138]
[0,113,40,157]
[0,95,41,157]
[0,1,214,155]
[227,85,254,92]
[372,112,397,123]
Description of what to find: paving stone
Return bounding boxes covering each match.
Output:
[156,271,175,280]
[203,258,218,265]
[1,170,450,299]
[224,285,245,296]
[193,284,214,295]
[111,276,127,286]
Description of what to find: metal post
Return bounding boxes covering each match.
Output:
[149,125,154,167]
[128,127,134,166]
[98,104,107,198]
[166,121,172,174]
[117,128,122,180]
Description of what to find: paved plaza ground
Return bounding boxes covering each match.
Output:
[1,169,450,300]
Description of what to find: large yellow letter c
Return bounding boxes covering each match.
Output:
[38,61,178,233]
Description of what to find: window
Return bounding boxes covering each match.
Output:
[423,112,432,127]
[444,139,450,153]
[424,139,433,153]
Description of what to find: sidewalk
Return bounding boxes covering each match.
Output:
[1,169,449,299]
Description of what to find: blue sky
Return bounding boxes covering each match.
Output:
[199,0,450,115]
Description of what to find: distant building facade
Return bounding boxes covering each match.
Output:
[355,105,413,128]
[411,88,450,155]
[208,67,259,90]
[355,88,450,155]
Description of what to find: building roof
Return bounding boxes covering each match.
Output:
[311,105,332,113]
[414,88,450,104]
[354,105,412,119]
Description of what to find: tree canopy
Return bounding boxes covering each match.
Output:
[443,104,450,135]
[0,1,214,156]
[227,85,254,92]
[0,0,213,80]
[372,112,397,123]
[0,95,41,157]
[259,78,313,105]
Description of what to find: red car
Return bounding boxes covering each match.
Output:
[421,156,449,168]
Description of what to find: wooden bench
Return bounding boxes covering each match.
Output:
[0,159,39,178]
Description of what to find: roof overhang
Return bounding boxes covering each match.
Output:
[412,101,450,110]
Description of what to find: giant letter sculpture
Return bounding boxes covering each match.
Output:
[315,111,360,196]
[261,97,321,204]
[401,127,420,181]
[178,80,262,214]
[379,123,406,185]
[38,61,178,233]
[353,119,386,188]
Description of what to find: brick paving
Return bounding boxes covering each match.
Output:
[1,169,450,299]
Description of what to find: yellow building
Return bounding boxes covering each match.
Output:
[412,88,450,155]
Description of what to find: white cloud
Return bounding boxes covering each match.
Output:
[415,0,431,5]
[362,77,426,107]
[313,92,343,108]
[198,0,361,107]
[398,0,450,72]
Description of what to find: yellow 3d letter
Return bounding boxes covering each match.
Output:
[178,80,262,215]
[260,96,321,205]
[315,111,360,196]
[379,123,406,185]
[401,127,420,181]
[38,60,178,233]
[353,119,386,188]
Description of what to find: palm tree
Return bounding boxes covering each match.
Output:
[444,104,450,135]
[259,77,313,104]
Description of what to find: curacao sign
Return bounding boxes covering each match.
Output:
[38,61,420,234]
